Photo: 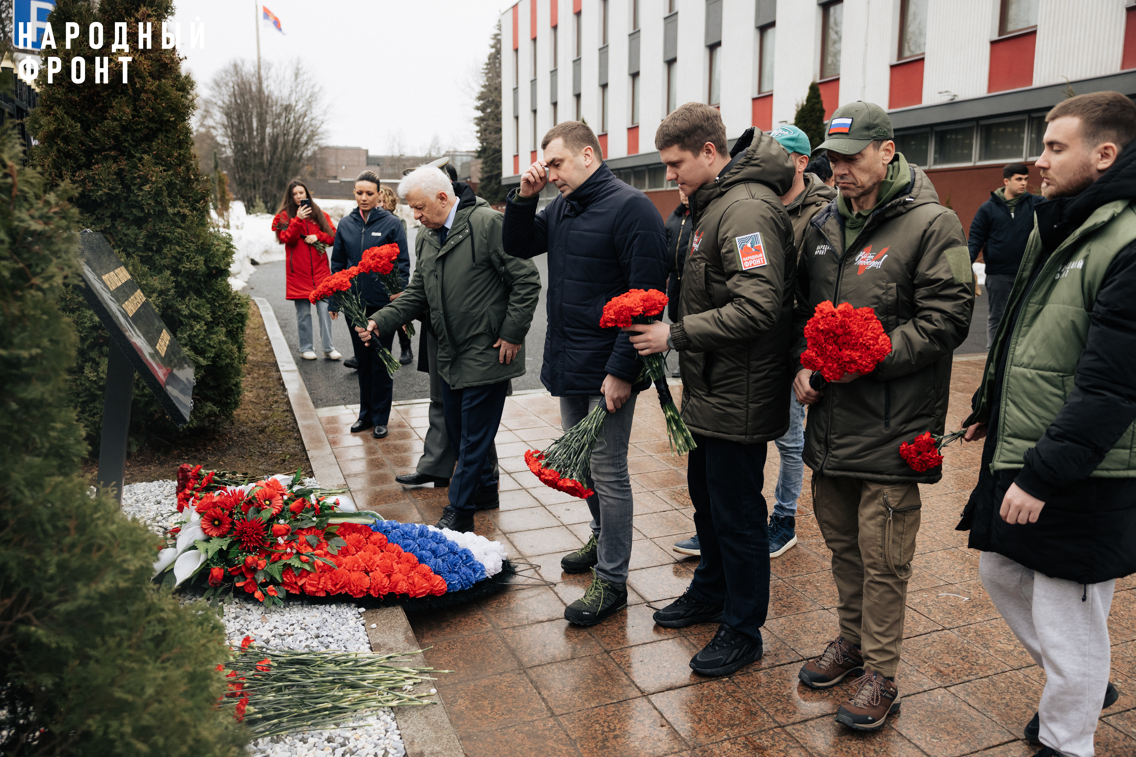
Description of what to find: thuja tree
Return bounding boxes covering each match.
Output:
[30,0,248,447]
[0,126,247,755]
[794,81,827,151]
[474,22,504,204]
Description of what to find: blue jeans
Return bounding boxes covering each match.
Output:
[772,391,806,518]
[687,434,771,641]
[294,299,333,353]
[559,394,637,585]
[440,380,507,512]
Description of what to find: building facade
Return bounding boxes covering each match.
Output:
[499,0,1136,229]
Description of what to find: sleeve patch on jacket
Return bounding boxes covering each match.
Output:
[735,233,768,270]
[944,246,973,285]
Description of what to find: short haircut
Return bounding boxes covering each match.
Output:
[541,121,603,160]
[1047,91,1136,151]
[654,102,728,156]
[806,154,832,181]
[355,170,381,188]
[398,165,452,202]
[444,163,458,181]
[1003,162,1029,179]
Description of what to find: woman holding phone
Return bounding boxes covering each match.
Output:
[273,180,340,360]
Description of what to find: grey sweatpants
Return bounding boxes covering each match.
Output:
[980,551,1115,757]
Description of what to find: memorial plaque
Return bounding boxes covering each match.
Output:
[74,230,195,426]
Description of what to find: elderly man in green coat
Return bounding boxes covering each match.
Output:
[359,166,541,533]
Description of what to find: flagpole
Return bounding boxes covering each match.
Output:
[254,0,262,93]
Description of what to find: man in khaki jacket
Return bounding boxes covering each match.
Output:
[792,101,972,730]
[628,103,796,678]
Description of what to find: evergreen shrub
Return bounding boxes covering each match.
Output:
[794,81,827,152]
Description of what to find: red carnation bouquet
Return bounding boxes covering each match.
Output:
[360,244,415,337]
[899,429,966,472]
[800,301,892,389]
[601,289,696,455]
[523,403,607,500]
[309,266,400,376]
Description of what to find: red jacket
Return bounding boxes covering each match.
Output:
[273,211,336,300]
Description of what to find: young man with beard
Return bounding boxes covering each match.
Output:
[628,103,797,676]
[960,91,1136,757]
[792,101,972,730]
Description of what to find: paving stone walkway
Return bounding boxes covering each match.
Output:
[317,357,1136,757]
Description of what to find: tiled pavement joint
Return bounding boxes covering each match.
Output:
[254,297,463,756]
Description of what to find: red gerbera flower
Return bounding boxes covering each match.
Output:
[201,507,232,538]
[234,518,267,552]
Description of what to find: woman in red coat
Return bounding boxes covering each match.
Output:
[273,181,340,360]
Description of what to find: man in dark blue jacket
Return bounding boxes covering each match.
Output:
[503,121,668,627]
[331,170,410,439]
[968,163,1044,348]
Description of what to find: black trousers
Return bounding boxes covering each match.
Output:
[440,380,508,512]
[686,434,771,642]
[348,312,395,427]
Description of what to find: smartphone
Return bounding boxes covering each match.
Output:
[300,199,312,208]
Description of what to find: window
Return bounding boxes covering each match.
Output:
[574,11,581,58]
[1000,0,1038,36]
[631,73,640,125]
[575,93,581,120]
[668,0,676,13]
[666,61,678,113]
[513,49,519,86]
[632,0,639,31]
[979,118,1027,162]
[708,43,721,105]
[821,1,842,79]
[894,130,930,165]
[757,25,775,94]
[1028,114,1047,158]
[532,39,538,78]
[552,102,558,126]
[551,26,558,68]
[600,84,609,133]
[632,168,648,190]
[898,0,927,59]
[514,116,520,154]
[648,165,666,189]
[601,0,609,45]
[933,124,975,165]
[532,110,538,150]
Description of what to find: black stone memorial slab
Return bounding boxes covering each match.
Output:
[73,230,195,500]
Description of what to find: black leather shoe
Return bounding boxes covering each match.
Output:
[473,486,500,510]
[435,506,475,533]
[344,356,358,369]
[1024,681,1119,742]
[372,425,388,439]
[395,472,450,488]
[399,346,414,365]
[350,419,372,433]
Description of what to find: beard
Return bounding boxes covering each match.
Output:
[1041,161,1097,199]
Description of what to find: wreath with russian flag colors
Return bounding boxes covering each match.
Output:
[157,466,514,610]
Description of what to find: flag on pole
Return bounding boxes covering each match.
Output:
[262,6,283,34]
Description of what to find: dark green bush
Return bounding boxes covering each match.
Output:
[794,81,827,151]
[30,0,248,449]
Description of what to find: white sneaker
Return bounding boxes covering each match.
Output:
[325,350,342,360]
[301,351,317,360]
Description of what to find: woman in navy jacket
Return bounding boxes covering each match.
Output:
[331,170,410,438]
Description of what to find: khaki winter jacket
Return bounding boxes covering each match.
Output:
[793,159,973,483]
[785,173,837,258]
[670,128,796,444]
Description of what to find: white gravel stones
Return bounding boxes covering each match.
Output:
[121,480,407,757]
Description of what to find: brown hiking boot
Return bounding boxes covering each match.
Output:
[835,671,900,731]
[798,636,864,689]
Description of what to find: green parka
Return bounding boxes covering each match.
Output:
[670,128,797,444]
[793,159,973,483]
[786,172,838,257]
[373,184,541,389]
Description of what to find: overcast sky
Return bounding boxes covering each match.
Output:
[171,0,506,154]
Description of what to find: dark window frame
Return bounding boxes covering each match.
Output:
[708,42,722,105]
[820,0,843,81]
[897,0,927,61]
[999,0,1038,37]
[757,23,775,95]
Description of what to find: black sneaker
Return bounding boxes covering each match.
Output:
[399,345,414,365]
[472,485,500,511]
[1030,749,1065,757]
[435,506,474,533]
[1024,681,1119,743]
[564,570,627,626]
[689,624,763,676]
[652,590,724,628]
[561,534,598,573]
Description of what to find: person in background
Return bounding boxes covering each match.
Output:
[378,185,415,366]
[806,153,835,187]
[503,121,668,627]
[664,193,692,381]
[360,166,540,533]
[967,162,1044,348]
[330,170,410,440]
[793,101,972,731]
[273,181,340,361]
[960,91,1136,757]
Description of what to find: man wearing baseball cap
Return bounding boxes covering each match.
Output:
[791,101,973,730]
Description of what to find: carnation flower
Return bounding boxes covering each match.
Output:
[801,301,892,382]
[899,429,965,472]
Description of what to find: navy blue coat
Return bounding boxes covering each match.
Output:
[968,191,1044,277]
[502,163,668,396]
[330,207,410,310]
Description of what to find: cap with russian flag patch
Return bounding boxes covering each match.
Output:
[815,101,894,156]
